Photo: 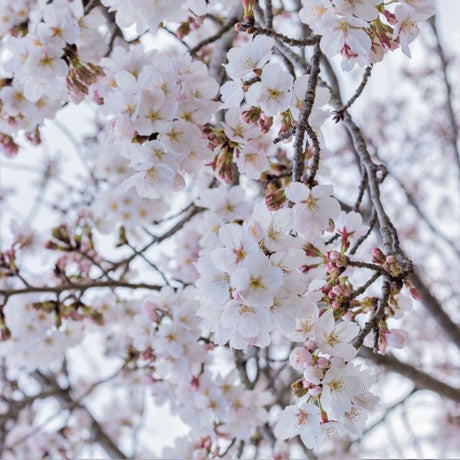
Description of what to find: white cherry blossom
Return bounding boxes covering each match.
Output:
[286,182,341,236]
[334,0,381,21]
[231,252,283,308]
[274,402,321,449]
[320,361,365,417]
[314,310,359,361]
[246,63,294,116]
[393,4,420,57]
[224,35,275,80]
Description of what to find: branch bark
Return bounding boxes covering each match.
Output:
[33,372,128,459]
[360,348,460,402]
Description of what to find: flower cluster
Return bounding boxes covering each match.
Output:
[0,0,441,457]
[95,46,219,199]
[299,0,435,69]
[0,0,106,154]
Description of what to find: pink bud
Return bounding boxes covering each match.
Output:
[306,339,317,351]
[383,9,397,25]
[410,287,422,301]
[316,357,330,369]
[372,247,386,264]
[309,385,322,397]
[289,347,312,371]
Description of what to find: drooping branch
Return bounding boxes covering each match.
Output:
[360,348,460,402]
[428,16,460,179]
[409,267,460,349]
[33,371,128,459]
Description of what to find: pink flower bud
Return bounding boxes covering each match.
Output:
[383,9,397,25]
[316,357,330,369]
[306,339,317,351]
[410,287,422,301]
[289,347,312,371]
[309,385,322,397]
[372,247,386,264]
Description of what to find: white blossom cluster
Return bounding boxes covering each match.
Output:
[299,0,435,69]
[0,0,106,151]
[0,0,435,457]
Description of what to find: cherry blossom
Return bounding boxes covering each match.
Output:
[334,0,381,21]
[224,35,275,80]
[320,361,365,417]
[315,310,359,361]
[274,403,321,449]
[246,63,294,116]
[231,251,283,308]
[0,0,447,458]
[285,182,341,236]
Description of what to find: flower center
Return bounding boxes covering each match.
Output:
[249,275,264,290]
[268,88,282,100]
[296,410,309,427]
[327,379,344,393]
[326,331,339,346]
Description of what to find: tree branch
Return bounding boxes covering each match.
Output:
[360,348,460,402]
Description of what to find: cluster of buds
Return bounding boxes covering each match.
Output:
[261,152,292,210]
[31,299,103,328]
[65,45,105,103]
[290,341,329,399]
[277,110,295,139]
[0,133,19,157]
[176,15,204,40]
[371,247,405,277]
[46,221,94,253]
[241,106,273,133]
[207,144,235,184]
[369,16,399,54]
[25,125,41,146]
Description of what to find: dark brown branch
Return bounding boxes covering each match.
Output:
[360,348,460,402]
[349,272,381,299]
[292,43,321,183]
[353,280,390,349]
[263,0,274,28]
[33,372,127,459]
[428,17,460,178]
[112,205,203,271]
[0,280,163,300]
[239,23,320,47]
[410,267,460,349]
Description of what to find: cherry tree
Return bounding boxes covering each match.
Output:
[0,0,458,458]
